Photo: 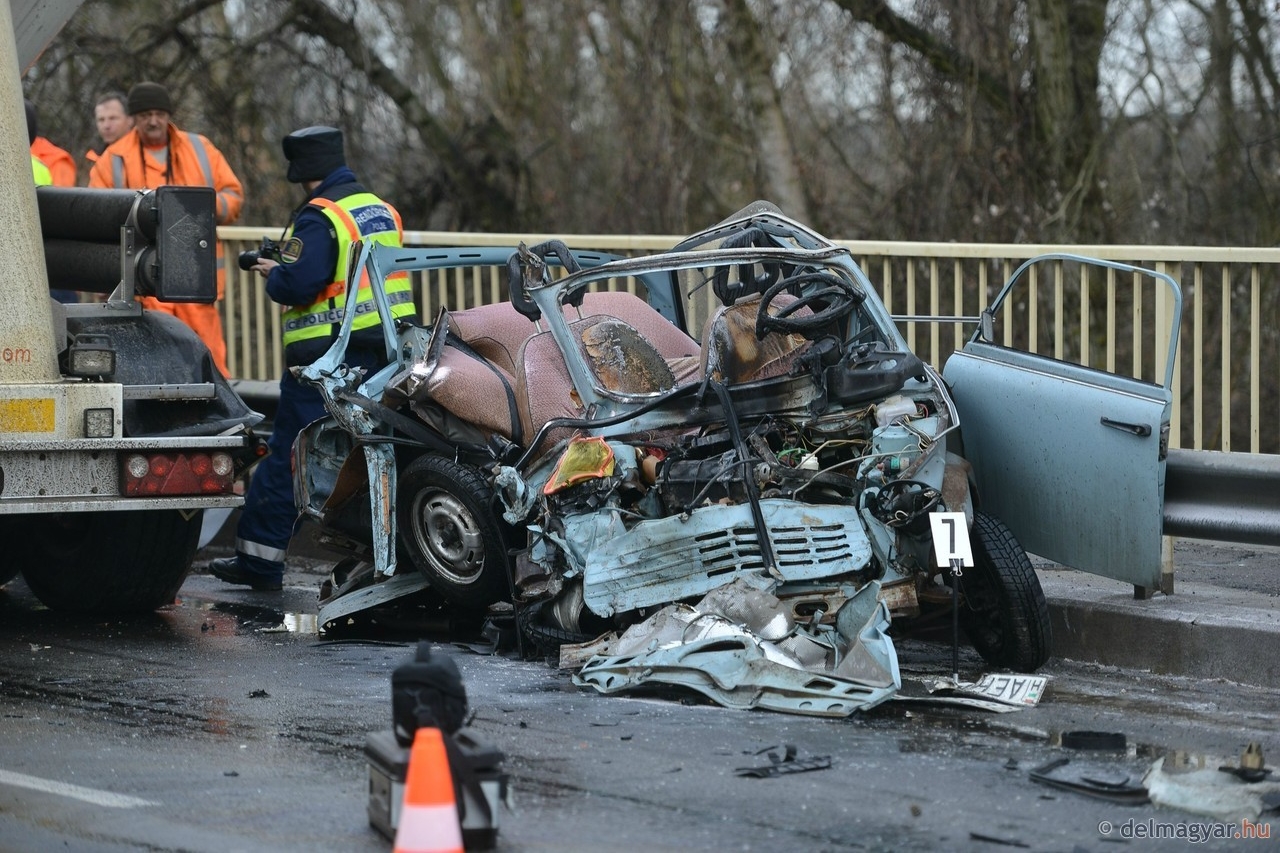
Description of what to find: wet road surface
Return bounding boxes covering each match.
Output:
[1,555,1277,852]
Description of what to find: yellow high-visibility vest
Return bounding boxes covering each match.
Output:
[281,190,415,346]
[32,155,52,186]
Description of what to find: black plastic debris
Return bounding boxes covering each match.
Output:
[1029,757,1149,805]
[1060,730,1127,751]
[734,744,832,778]
[968,831,1030,848]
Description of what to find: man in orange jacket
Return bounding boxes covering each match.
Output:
[89,81,243,376]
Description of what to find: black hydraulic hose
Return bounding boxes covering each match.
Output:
[36,187,155,242]
[43,239,127,294]
[710,379,777,575]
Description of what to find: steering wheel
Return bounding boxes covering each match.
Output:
[755,271,862,339]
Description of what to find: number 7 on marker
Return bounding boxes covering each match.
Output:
[929,511,974,568]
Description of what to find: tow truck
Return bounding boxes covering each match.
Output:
[0,0,263,612]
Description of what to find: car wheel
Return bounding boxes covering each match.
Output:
[958,511,1052,672]
[18,510,200,613]
[397,455,510,612]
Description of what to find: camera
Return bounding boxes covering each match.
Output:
[238,237,283,271]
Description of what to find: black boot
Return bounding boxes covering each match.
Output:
[207,557,283,591]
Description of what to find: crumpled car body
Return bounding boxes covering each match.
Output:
[292,202,1182,713]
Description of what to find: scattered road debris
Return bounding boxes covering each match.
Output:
[1144,756,1280,821]
[1219,742,1272,783]
[570,577,899,717]
[892,673,1048,712]
[734,744,832,778]
[1030,757,1150,805]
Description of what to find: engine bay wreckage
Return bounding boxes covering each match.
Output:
[292,202,1148,717]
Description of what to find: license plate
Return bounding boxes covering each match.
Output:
[966,673,1048,706]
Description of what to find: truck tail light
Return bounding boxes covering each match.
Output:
[122,452,236,496]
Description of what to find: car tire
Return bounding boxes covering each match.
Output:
[17,509,200,613]
[517,599,596,657]
[397,455,510,612]
[959,511,1052,672]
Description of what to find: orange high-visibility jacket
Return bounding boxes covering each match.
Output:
[89,124,243,224]
[89,124,244,377]
[31,136,75,187]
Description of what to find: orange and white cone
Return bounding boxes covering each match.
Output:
[393,727,464,853]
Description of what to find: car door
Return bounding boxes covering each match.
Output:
[941,255,1180,590]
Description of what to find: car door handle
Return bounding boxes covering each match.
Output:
[1101,417,1151,437]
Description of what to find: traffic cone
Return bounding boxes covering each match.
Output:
[394,727,464,853]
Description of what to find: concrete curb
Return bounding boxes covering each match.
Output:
[1040,569,1280,688]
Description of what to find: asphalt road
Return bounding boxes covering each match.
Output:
[1,543,1278,852]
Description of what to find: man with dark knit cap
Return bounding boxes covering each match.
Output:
[208,125,416,591]
[89,81,243,377]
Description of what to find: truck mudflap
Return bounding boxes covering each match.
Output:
[66,310,261,438]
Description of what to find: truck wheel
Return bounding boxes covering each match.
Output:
[959,512,1052,673]
[18,510,201,614]
[396,455,510,612]
[0,518,24,586]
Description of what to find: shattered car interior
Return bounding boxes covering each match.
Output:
[292,202,1082,717]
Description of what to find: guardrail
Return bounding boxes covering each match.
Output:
[1163,449,1280,546]
[217,227,1280,455]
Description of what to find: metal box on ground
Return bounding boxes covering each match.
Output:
[365,727,507,850]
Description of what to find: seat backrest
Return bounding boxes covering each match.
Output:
[514,312,683,459]
[447,302,539,376]
[575,316,677,395]
[699,293,812,384]
[422,343,522,442]
[449,291,699,377]
[578,291,700,361]
[514,328,581,456]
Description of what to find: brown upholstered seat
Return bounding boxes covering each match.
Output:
[447,302,538,376]
[419,344,522,441]
[699,293,813,384]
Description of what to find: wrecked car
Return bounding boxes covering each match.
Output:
[291,202,1181,713]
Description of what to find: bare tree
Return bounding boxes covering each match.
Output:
[20,0,1280,249]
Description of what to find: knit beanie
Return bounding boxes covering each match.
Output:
[127,82,172,115]
[23,99,36,143]
[282,126,347,183]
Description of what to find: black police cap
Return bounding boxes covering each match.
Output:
[282,126,346,183]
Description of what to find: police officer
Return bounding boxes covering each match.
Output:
[208,126,416,590]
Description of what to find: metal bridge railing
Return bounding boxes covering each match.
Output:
[217,227,1280,456]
